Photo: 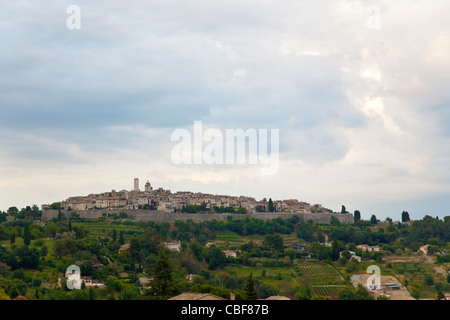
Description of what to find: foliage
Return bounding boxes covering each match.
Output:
[244,273,257,300]
[0,205,449,300]
[268,199,274,212]
[402,211,410,223]
[145,248,178,299]
[262,234,284,252]
[181,203,208,213]
[338,284,373,300]
[353,210,361,223]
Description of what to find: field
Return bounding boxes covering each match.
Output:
[214,231,299,247]
[393,261,428,276]
[311,285,347,297]
[1,238,56,251]
[298,263,342,279]
[215,231,248,244]
[74,220,145,242]
[224,260,345,298]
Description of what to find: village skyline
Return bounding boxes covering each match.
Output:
[42,178,332,216]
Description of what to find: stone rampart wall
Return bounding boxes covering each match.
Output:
[41,209,354,224]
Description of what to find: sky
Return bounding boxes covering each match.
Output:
[1,0,450,221]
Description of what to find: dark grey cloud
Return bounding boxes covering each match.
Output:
[1,1,450,218]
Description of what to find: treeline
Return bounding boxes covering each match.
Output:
[0,215,306,300]
[168,216,299,242]
[326,215,450,251]
[1,204,449,300]
[180,203,248,214]
[1,206,42,221]
[0,219,87,243]
[205,216,298,236]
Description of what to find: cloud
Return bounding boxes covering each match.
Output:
[1,1,450,220]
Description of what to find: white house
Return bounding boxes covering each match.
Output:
[164,240,181,252]
[223,250,237,258]
[356,245,380,252]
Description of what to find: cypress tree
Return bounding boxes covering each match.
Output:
[57,208,64,221]
[119,231,125,245]
[23,223,31,246]
[244,273,257,300]
[354,210,361,223]
[89,287,95,300]
[147,248,177,298]
[401,211,410,223]
[268,198,274,212]
[331,240,340,261]
[370,214,378,225]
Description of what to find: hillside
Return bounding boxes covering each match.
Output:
[0,211,449,300]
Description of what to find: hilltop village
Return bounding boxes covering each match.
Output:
[1,179,449,302]
[42,178,330,215]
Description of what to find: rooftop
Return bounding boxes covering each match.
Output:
[168,293,227,300]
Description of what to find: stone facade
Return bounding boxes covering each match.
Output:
[49,179,337,216]
[42,179,354,225]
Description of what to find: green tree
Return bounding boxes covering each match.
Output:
[436,291,445,300]
[10,232,15,244]
[49,202,61,210]
[331,240,340,261]
[370,215,378,225]
[8,285,20,299]
[297,223,315,242]
[23,223,31,246]
[354,284,374,300]
[263,234,284,252]
[424,274,434,286]
[129,237,141,261]
[57,208,64,221]
[244,273,257,300]
[330,216,341,226]
[147,248,178,298]
[257,283,279,299]
[15,245,40,269]
[120,285,141,300]
[284,248,297,261]
[401,211,410,223]
[40,245,48,260]
[354,210,361,223]
[88,287,96,300]
[341,250,352,260]
[338,288,354,300]
[207,247,226,270]
[34,288,41,300]
[7,207,19,217]
[119,231,125,245]
[119,211,128,219]
[112,228,117,242]
[268,198,274,212]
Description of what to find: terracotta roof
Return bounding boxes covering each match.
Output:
[119,243,130,251]
[263,295,291,300]
[169,293,227,300]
